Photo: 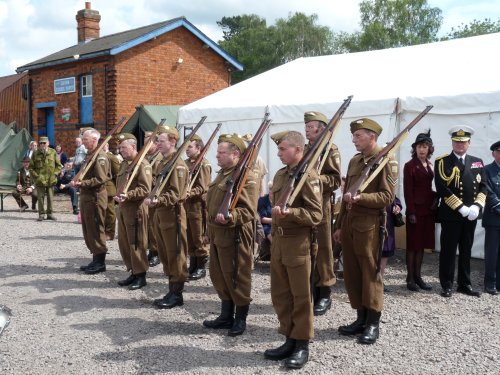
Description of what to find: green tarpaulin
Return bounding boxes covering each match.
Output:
[0,122,32,190]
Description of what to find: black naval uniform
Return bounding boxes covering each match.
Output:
[435,153,487,292]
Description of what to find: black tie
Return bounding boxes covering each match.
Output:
[459,157,464,165]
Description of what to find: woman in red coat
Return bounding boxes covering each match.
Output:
[403,131,436,291]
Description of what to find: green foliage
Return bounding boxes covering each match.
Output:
[441,18,500,40]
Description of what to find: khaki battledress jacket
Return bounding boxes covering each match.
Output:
[336,146,397,312]
[146,151,163,252]
[115,159,152,274]
[184,158,211,257]
[79,150,110,255]
[206,166,259,306]
[152,154,189,283]
[270,166,323,340]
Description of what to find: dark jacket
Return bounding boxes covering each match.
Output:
[403,157,436,217]
[482,161,500,228]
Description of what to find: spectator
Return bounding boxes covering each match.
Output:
[24,141,37,159]
[12,156,38,211]
[482,141,500,295]
[54,161,79,214]
[73,137,87,173]
[55,144,68,165]
[403,131,436,292]
[257,181,273,260]
[380,197,403,293]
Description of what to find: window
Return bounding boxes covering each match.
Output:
[81,75,92,97]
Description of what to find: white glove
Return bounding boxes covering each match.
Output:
[467,205,480,221]
[458,206,470,217]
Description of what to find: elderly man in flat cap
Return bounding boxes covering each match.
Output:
[13,156,38,211]
[435,126,487,298]
[114,133,152,290]
[144,126,189,309]
[304,111,341,316]
[29,136,62,221]
[333,118,398,345]
[481,141,500,295]
[264,130,322,369]
[203,134,258,337]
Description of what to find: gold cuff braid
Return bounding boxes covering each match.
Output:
[475,192,486,208]
[444,194,462,210]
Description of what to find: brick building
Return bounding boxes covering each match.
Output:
[0,72,29,131]
[16,2,242,152]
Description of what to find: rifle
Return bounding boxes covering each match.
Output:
[72,116,127,183]
[347,105,433,196]
[274,96,353,209]
[147,116,207,201]
[187,122,222,191]
[115,119,166,196]
[217,113,271,219]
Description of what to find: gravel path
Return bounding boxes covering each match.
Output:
[1,196,499,374]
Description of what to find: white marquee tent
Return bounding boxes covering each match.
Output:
[178,32,500,258]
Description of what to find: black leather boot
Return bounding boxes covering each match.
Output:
[118,273,136,286]
[264,337,296,360]
[189,256,208,280]
[358,310,381,344]
[203,300,234,329]
[187,256,197,275]
[129,273,147,290]
[284,340,309,369]
[313,286,332,316]
[85,253,106,274]
[338,309,367,335]
[80,255,97,271]
[155,282,184,309]
[228,305,249,336]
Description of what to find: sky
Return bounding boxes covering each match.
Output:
[0,0,499,77]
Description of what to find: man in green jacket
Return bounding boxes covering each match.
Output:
[29,136,62,221]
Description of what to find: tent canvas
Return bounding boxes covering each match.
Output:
[177,32,500,258]
[0,122,32,190]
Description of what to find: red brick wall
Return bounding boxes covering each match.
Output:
[0,74,28,130]
[28,26,231,155]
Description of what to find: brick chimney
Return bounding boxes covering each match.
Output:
[76,2,101,43]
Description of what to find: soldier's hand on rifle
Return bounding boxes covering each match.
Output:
[215,212,231,224]
[343,192,360,204]
[271,205,289,219]
[333,229,342,243]
[70,180,81,188]
[144,197,157,207]
[114,193,128,203]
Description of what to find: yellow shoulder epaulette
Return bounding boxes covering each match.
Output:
[435,154,449,161]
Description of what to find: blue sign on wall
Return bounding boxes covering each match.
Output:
[54,77,75,94]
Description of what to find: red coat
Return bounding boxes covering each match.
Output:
[403,157,436,251]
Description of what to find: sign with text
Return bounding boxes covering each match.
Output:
[54,77,75,94]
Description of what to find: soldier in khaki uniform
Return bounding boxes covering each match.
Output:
[304,111,341,316]
[29,136,62,221]
[184,134,211,280]
[102,142,121,240]
[203,134,258,337]
[333,118,397,345]
[145,130,163,267]
[72,129,110,275]
[114,133,152,290]
[263,131,322,370]
[144,127,189,309]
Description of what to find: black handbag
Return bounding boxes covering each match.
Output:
[393,212,405,227]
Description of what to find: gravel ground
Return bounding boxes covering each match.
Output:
[1,195,500,375]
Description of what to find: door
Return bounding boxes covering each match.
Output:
[45,107,55,145]
[80,74,93,124]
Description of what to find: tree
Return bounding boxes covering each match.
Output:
[441,18,500,40]
[217,13,334,83]
[336,0,442,52]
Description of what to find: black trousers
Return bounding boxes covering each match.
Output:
[439,220,477,289]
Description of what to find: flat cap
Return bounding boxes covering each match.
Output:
[350,118,383,135]
[304,111,328,124]
[116,133,137,143]
[39,136,49,143]
[270,131,289,145]
[158,126,179,140]
[218,133,247,153]
[490,140,500,151]
[449,125,474,141]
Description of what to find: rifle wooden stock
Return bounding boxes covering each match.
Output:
[148,116,207,200]
[217,114,271,219]
[347,105,433,195]
[72,116,127,183]
[116,119,166,195]
[278,96,353,208]
[188,122,222,191]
